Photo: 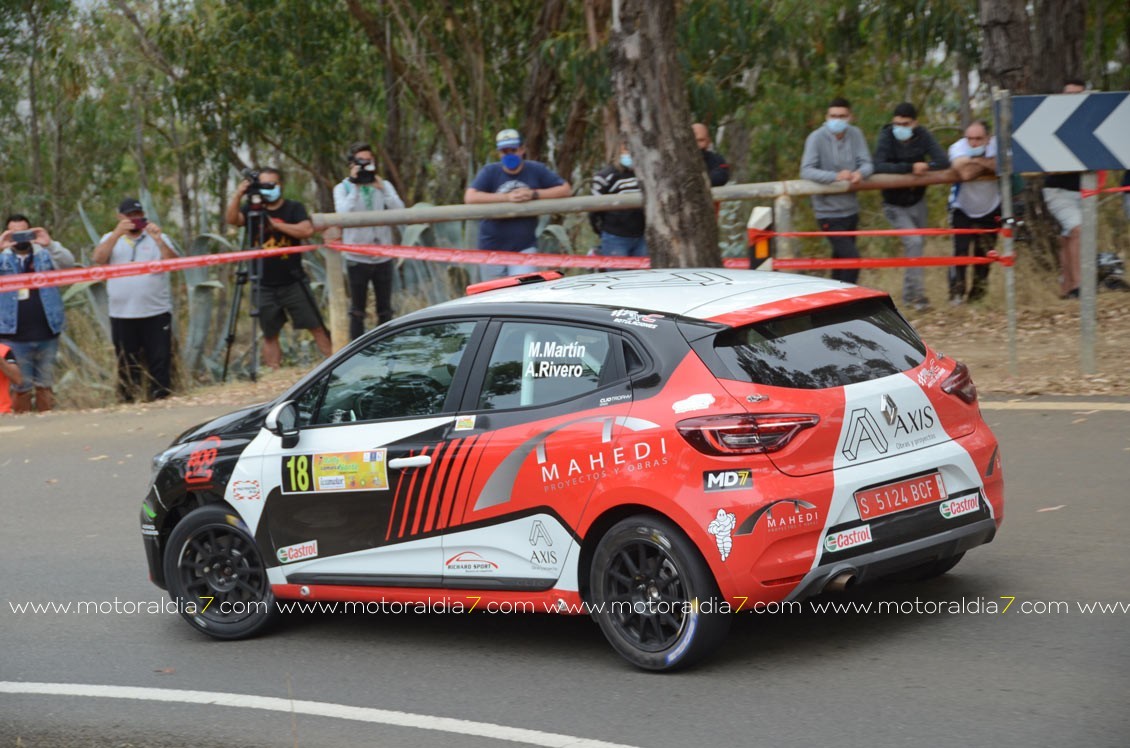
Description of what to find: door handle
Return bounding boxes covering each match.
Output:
[389,455,432,469]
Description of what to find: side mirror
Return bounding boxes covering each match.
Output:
[265,400,300,449]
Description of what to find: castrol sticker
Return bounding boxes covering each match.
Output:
[939,494,980,519]
[824,525,873,553]
[276,540,318,564]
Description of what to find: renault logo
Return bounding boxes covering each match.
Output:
[881,394,898,426]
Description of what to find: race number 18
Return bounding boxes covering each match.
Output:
[283,455,310,493]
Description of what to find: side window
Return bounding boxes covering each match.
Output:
[312,321,476,424]
[478,321,614,410]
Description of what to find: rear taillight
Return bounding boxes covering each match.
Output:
[677,413,820,455]
[941,361,978,404]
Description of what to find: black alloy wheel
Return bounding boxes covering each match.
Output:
[589,515,730,671]
[163,505,277,639]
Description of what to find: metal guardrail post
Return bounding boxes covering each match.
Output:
[995,89,1019,377]
[773,195,793,259]
[1079,172,1098,373]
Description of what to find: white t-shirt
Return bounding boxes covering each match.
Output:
[949,136,1001,218]
[100,232,174,319]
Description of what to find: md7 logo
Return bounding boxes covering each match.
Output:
[703,469,754,492]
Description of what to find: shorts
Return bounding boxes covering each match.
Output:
[256,281,324,339]
[1042,187,1081,236]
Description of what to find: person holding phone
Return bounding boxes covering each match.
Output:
[92,198,180,402]
[0,214,75,412]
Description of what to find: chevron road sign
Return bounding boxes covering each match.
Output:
[1005,92,1130,173]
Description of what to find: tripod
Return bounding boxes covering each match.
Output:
[221,208,266,383]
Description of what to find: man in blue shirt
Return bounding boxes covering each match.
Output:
[465,128,572,279]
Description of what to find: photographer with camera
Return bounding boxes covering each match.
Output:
[224,167,331,368]
[1,214,75,412]
[333,142,405,340]
[93,198,180,402]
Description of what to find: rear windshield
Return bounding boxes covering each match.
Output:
[709,298,926,389]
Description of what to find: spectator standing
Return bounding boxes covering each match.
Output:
[333,142,406,340]
[0,215,75,411]
[591,140,647,259]
[1041,79,1088,299]
[800,97,874,284]
[464,128,572,280]
[693,123,731,186]
[0,341,22,414]
[872,102,950,310]
[948,121,1001,305]
[93,199,180,401]
[225,168,332,367]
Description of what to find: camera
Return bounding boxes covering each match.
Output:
[10,230,36,244]
[241,168,271,207]
[349,156,378,184]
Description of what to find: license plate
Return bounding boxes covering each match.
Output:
[855,472,948,520]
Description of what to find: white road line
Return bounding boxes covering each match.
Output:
[980,401,1130,412]
[0,681,641,748]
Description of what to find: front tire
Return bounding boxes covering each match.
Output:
[163,505,277,639]
[588,515,730,671]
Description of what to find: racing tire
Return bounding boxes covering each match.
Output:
[163,504,277,640]
[588,515,731,671]
[888,551,965,582]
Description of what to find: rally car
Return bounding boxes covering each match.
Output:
[142,269,1003,671]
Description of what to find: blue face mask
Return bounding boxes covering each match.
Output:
[619,154,633,169]
[261,185,281,202]
[825,118,848,135]
[500,153,522,171]
[968,145,986,157]
[892,125,914,142]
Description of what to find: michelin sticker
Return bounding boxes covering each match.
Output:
[706,509,737,561]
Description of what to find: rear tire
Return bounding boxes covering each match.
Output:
[588,515,730,671]
[888,552,965,582]
[163,505,277,640]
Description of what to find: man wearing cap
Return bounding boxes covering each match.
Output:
[464,128,572,279]
[92,198,180,401]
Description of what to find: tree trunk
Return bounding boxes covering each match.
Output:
[979,0,1032,93]
[609,0,719,268]
[957,60,972,129]
[520,0,568,163]
[1032,0,1086,92]
[27,12,46,221]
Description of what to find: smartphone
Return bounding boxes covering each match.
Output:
[10,230,35,243]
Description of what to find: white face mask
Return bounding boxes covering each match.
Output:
[967,144,986,157]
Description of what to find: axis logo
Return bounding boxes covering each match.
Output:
[841,408,888,460]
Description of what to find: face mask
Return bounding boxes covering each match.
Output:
[968,145,986,157]
[261,186,282,202]
[825,118,848,135]
[500,153,522,171]
[892,125,913,142]
[619,154,633,168]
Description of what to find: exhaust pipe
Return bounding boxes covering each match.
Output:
[825,571,856,593]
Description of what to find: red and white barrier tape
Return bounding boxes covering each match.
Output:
[0,237,1015,294]
[0,244,320,293]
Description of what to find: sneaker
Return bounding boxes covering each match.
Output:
[911,300,932,313]
[949,295,964,307]
[1062,288,1079,300]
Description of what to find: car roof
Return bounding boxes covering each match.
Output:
[435,269,884,324]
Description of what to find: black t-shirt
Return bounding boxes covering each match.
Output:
[241,200,311,286]
[9,252,56,342]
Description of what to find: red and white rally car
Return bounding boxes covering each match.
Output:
[142,269,1003,670]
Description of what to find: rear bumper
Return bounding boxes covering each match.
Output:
[785,517,996,601]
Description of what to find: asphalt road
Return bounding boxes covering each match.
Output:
[2,399,1128,747]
